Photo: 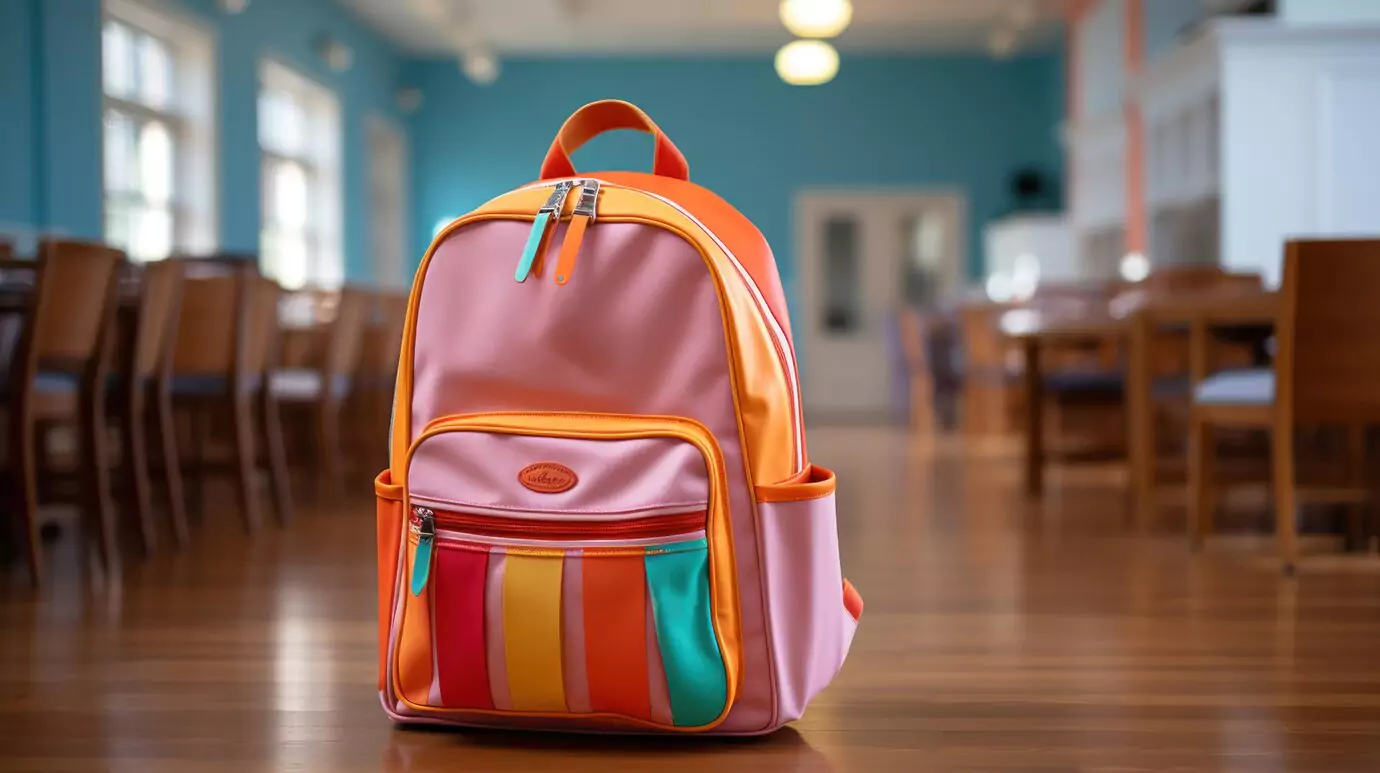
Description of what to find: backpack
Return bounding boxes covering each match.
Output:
[374,99,861,734]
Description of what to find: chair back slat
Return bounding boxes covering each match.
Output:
[242,276,282,376]
[30,240,122,367]
[171,274,240,376]
[133,260,186,378]
[1279,239,1380,422]
[324,288,371,379]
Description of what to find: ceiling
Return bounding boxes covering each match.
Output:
[338,0,1064,57]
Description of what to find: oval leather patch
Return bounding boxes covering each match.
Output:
[518,462,578,494]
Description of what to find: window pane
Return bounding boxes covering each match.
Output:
[132,206,173,262]
[104,110,138,194]
[263,228,309,290]
[901,212,946,308]
[105,199,134,254]
[259,89,304,156]
[135,32,172,109]
[270,161,309,230]
[822,217,860,335]
[102,21,135,98]
[138,120,174,205]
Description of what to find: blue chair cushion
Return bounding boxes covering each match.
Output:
[1152,375,1191,400]
[268,369,351,400]
[171,374,262,396]
[0,371,81,397]
[1043,369,1124,394]
[1193,368,1274,405]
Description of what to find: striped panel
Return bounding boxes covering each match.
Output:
[645,580,674,726]
[503,552,567,711]
[583,554,651,720]
[434,545,493,709]
[397,539,434,706]
[485,549,511,710]
[562,551,591,713]
[645,539,726,727]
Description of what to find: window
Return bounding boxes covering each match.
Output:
[102,0,215,261]
[260,60,343,289]
[367,117,409,288]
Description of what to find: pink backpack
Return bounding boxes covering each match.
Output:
[374,100,861,734]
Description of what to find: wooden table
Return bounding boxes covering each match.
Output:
[1002,312,1131,498]
[1007,291,1279,502]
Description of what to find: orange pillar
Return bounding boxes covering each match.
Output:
[1123,0,1146,256]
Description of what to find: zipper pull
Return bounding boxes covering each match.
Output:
[409,507,436,596]
[514,181,575,283]
[554,180,600,286]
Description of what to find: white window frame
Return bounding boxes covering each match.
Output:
[101,0,217,260]
[367,115,409,289]
[259,59,343,290]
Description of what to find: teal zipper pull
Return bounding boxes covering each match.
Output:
[514,181,575,282]
[409,507,436,596]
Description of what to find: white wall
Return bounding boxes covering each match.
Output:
[1279,0,1380,24]
[1079,0,1126,118]
[1220,24,1380,286]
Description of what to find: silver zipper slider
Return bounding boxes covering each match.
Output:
[573,179,601,222]
[539,180,576,216]
[411,506,435,538]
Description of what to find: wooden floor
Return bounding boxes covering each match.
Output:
[4,425,1380,772]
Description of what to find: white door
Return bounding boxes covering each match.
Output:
[797,191,965,419]
[368,117,409,288]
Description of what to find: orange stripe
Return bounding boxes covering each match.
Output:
[374,471,403,692]
[755,464,836,503]
[396,537,434,705]
[583,554,651,720]
[1124,0,1147,255]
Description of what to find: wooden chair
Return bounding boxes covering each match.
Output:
[1188,240,1380,572]
[957,303,1021,435]
[1126,273,1266,529]
[170,264,291,532]
[1,241,122,586]
[115,259,189,554]
[896,309,934,433]
[351,290,408,469]
[271,287,371,499]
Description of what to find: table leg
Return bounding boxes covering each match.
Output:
[1023,337,1044,498]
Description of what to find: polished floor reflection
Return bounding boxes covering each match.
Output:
[4,425,1380,772]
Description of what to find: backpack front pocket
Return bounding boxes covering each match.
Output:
[390,412,740,732]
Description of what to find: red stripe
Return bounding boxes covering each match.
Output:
[434,545,494,709]
[583,554,651,720]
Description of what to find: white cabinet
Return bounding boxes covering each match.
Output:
[1137,18,1380,285]
[983,214,1075,294]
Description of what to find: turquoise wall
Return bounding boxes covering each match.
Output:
[404,55,1065,296]
[0,0,408,278]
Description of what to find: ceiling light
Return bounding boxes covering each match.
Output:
[461,50,500,85]
[779,0,853,39]
[775,40,839,86]
[219,0,248,13]
[317,36,354,72]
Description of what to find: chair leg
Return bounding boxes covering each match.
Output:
[154,382,189,547]
[80,386,119,575]
[260,391,294,525]
[1187,411,1215,550]
[315,399,344,502]
[9,406,42,587]
[1346,425,1366,545]
[230,393,262,533]
[185,403,207,520]
[1272,421,1299,574]
[124,387,156,557]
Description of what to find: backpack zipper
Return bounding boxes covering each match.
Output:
[554,179,601,285]
[408,504,705,594]
[513,180,576,282]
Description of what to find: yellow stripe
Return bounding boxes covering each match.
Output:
[503,553,567,711]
